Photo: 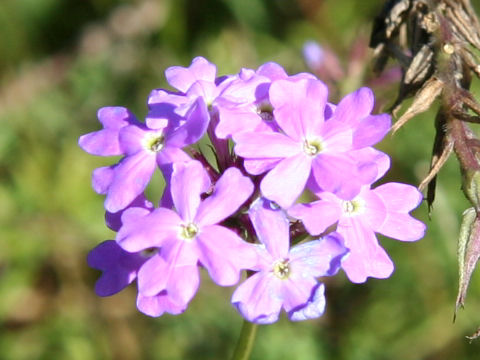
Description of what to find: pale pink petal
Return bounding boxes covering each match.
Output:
[233,132,301,158]
[105,152,156,213]
[288,283,326,321]
[261,153,312,208]
[165,57,216,93]
[171,161,211,222]
[243,158,281,175]
[137,254,169,296]
[116,207,181,252]
[195,167,254,226]
[288,200,341,235]
[376,213,426,241]
[231,272,283,324]
[136,292,186,317]
[270,78,328,139]
[334,87,374,125]
[196,225,257,286]
[289,234,348,277]
[338,218,394,283]
[249,197,290,258]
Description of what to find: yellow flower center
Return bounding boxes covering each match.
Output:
[273,259,291,279]
[180,223,198,240]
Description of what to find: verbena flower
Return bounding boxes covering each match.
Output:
[231,198,348,324]
[81,56,426,321]
[233,78,389,208]
[289,174,425,283]
[116,160,257,314]
[79,98,209,212]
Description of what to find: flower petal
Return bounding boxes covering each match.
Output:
[288,200,341,236]
[311,153,360,200]
[261,153,312,208]
[338,218,394,283]
[171,160,211,222]
[249,197,290,258]
[231,272,283,324]
[137,254,169,296]
[165,57,217,93]
[117,207,182,252]
[196,225,257,286]
[136,292,186,317]
[334,87,374,125]
[353,114,391,148]
[289,233,348,277]
[270,78,328,139]
[288,283,326,321]
[166,98,210,147]
[92,166,115,195]
[233,132,301,158]
[195,167,253,226]
[87,240,147,296]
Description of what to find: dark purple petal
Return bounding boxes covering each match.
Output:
[249,197,290,259]
[231,272,283,324]
[195,167,253,226]
[260,153,312,208]
[104,152,156,213]
[196,225,257,286]
[171,160,211,222]
[87,240,147,296]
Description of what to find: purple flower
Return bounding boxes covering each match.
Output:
[234,78,383,208]
[289,182,426,283]
[116,160,257,311]
[231,198,348,324]
[79,97,209,213]
[87,240,149,297]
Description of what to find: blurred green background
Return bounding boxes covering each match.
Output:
[1,0,480,359]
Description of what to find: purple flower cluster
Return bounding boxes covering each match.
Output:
[80,57,426,323]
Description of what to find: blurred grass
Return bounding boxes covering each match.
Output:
[1,0,480,359]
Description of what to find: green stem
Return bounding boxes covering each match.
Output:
[230,320,258,360]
